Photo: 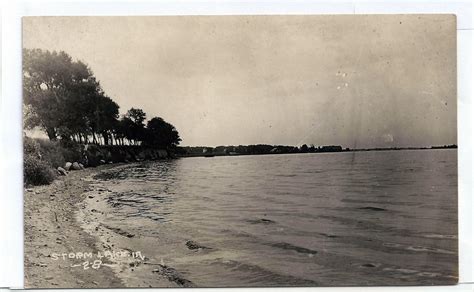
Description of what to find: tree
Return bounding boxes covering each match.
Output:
[117,116,135,145]
[113,117,132,145]
[24,49,71,140]
[300,144,309,152]
[144,117,181,149]
[125,108,146,125]
[23,48,183,148]
[23,104,40,131]
[88,94,119,145]
[123,108,146,145]
[23,48,106,142]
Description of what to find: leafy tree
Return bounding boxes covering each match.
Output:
[23,49,182,149]
[23,104,40,130]
[113,117,132,145]
[144,117,181,149]
[125,108,146,125]
[124,108,146,145]
[118,116,136,145]
[23,49,104,142]
[300,144,309,152]
[88,94,119,145]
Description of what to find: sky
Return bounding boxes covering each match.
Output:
[23,15,457,148]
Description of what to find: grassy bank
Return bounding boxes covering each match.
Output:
[23,137,83,186]
[23,137,169,186]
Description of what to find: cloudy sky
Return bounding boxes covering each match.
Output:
[23,15,456,148]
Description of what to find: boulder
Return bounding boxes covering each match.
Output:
[78,163,85,170]
[71,162,82,170]
[57,167,68,176]
[137,151,146,160]
[185,240,212,250]
[64,162,72,171]
[100,159,106,164]
[157,150,168,159]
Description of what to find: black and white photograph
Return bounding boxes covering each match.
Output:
[22,15,458,288]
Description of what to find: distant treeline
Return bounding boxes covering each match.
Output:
[178,143,457,157]
[353,144,458,152]
[431,144,457,149]
[23,49,181,149]
[177,144,345,156]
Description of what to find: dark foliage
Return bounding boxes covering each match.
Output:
[23,48,181,149]
[143,117,181,149]
[23,138,57,186]
[179,144,344,156]
[24,155,56,186]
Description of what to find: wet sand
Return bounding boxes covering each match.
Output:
[24,164,180,288]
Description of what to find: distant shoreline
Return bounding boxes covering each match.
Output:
[177,145,457,158]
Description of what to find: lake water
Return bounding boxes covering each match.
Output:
[84,149,457,286]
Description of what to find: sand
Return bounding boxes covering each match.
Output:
[24,164,177,288]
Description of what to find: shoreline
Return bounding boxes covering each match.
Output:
[23,152,458,288]
[24,163,178,288]
[76,163,184,288]
[24,164,122,288]
[177,147,457,158]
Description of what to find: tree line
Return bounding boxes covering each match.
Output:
[179,144,345,156]
[23,49,181,149]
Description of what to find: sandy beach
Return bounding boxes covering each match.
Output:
[24,164,185,288]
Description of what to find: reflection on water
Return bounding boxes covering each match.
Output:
[91,149,457,286]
